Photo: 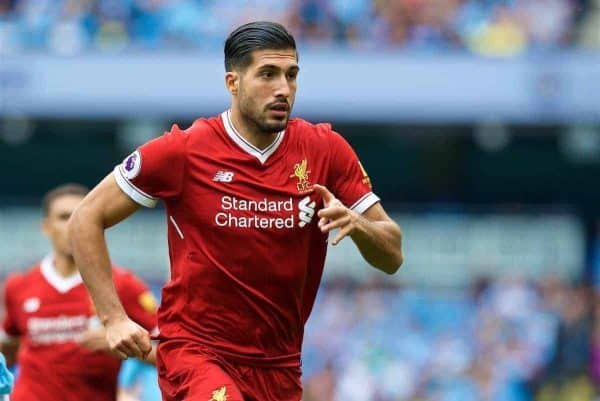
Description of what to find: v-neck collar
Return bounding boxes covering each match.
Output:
[40,254,83,294]
[221,110,285,164]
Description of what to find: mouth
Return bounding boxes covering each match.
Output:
[268,103,289,119]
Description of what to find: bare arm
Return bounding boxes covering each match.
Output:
[68,173,150,359]
[314,184,403,274]
[78,328,157,365]
[0,337,19,368]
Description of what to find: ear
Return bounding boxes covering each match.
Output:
[225,71,240,96]
[41,217,50,237]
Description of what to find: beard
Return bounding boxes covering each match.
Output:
[239,96,290,135]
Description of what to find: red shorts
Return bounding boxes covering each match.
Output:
[156,340,303,401]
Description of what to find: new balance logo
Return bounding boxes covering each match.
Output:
[213,171,234,182]
[298,196,316,227]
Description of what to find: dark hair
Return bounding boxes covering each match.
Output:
[224,21,297,72]
[42,183,89,216]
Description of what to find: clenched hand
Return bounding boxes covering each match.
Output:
[105,317,151,360]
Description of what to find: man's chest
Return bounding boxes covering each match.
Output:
[15,288,95,344]
[181,152,327,236]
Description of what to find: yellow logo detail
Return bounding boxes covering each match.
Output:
[290,158,312,193]
[358,161,372,187]
[209,386,228,401]
[138,292,158,313]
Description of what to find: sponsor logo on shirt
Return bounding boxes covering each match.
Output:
[290,159,312,193]
[213,171,234,182]
[298,196,316,228]
[27,315,89,344]
[209,386,228,401]
[23,297,40,313]
[214,195,315,229]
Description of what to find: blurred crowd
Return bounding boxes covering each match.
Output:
[0,0,599,56]
[301,275,600,401]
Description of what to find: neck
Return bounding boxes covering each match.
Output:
[52,252,78,277]
[229,106,279,150]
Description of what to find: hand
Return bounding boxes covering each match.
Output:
[117,388,141,401]
[313,184,361,245]
[77,328,110,352]
[105,317,151,360]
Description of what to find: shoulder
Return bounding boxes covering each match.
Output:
[111,267,149,292]
[184,115,222,139]
[288,117,350,150]
[287,117,336,145]
[111,266,137,284]
[4,265,41,295]
[111,267,157,314]
[145,116,215,147]
[288,118,332,136]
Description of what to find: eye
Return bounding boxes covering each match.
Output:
[58,212,71,221]
[261,71,273,78]
[287,71,298,80]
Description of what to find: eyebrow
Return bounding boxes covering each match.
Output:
[257,64,300,72]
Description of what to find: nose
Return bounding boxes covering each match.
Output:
[274,75,291,99]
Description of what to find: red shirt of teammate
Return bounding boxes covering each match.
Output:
[0,184,157,401]
[2,257,156,401]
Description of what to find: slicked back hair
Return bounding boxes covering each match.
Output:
[224,21,297,72]
[42,183,89,216]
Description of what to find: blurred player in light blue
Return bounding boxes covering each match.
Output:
[117,358,160,401]
[0,353,14,400]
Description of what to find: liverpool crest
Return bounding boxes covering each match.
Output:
[290,159,312,193]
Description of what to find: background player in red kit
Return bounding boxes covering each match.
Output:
[69,21,403,401]
[0,184,157,401]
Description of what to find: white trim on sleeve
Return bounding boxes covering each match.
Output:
[113,166,158,208]
[350,192,380,214]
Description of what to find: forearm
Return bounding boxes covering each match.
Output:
[69,207,128,325]
[0,339,19,368]
[350,216,403,274]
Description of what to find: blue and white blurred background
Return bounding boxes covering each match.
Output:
[1,1,600,400]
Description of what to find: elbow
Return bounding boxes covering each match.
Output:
[383,227,403,274]
[381,229,404,274]
[381,250,403,275]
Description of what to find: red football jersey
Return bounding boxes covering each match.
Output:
[114,111,378,367]
[1,256,157,401]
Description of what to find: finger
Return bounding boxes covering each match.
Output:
[112,342,136,358]
[320,216,352,233]
[312,184,335,204]
[115,338,144,359]
[109,347,129,360]
[318,205,346,219]
[318,217,329,228]
[132,330,152,357]
[332,225,353,245]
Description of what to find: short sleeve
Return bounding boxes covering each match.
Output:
[114,124,187,207]
[327,129,380,214]
[1,277,21,339]
[117,272,158,334]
